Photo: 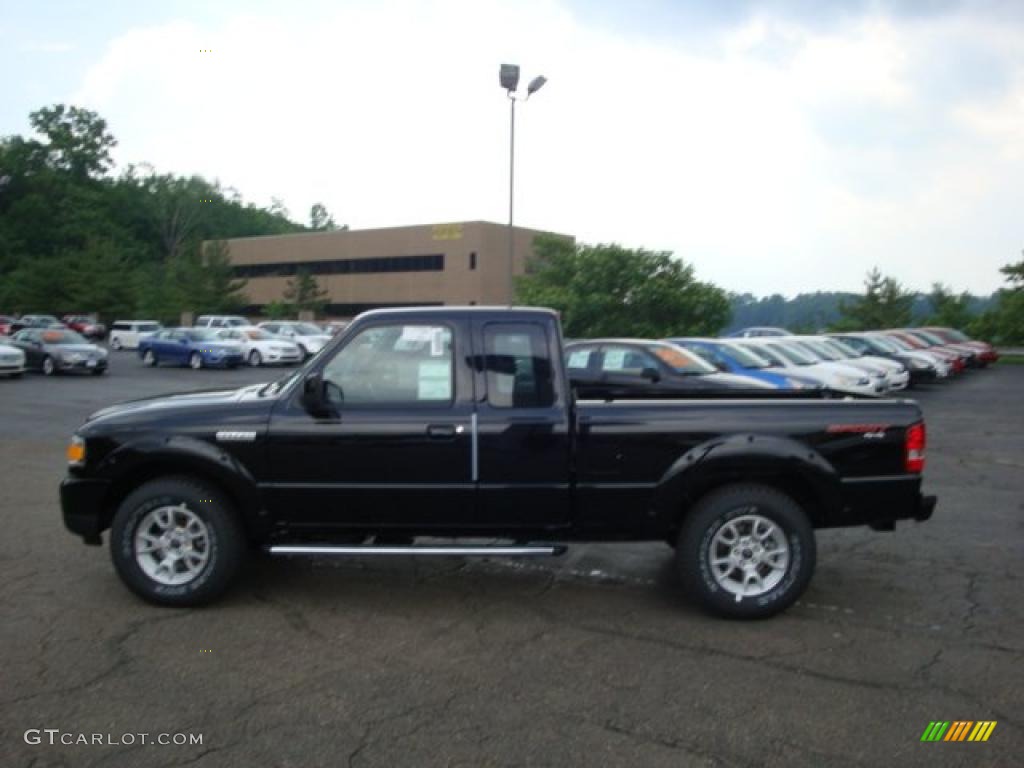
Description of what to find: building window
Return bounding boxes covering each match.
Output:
[469,251,477,270]
[232,253,445,279]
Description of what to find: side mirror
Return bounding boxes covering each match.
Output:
[714,361,729,372]
[301,372,339,417]
[641,366,661,383]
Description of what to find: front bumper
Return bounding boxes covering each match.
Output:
[58,358,108,373]
[60,476,111,545]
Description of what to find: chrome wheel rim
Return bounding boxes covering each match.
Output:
[708,512,790,600]
[144,350,155,365]
[249,350,261,366]
[42,357,54,375]
[190,353,202,369]
[134,504,211,586]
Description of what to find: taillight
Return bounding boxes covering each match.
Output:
[905,422,926,473]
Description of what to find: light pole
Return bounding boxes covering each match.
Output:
[500,64,546,303]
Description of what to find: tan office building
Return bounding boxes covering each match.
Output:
[219,221,571,318]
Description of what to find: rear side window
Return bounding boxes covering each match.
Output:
[600,346,656,373]
[112,323,129,331]
[483,323,555,409]
[566,347,594,371]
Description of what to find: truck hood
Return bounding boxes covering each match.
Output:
[83,383,273,429]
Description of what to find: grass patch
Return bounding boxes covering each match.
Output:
[997,354,1024,365]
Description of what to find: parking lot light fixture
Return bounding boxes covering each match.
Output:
[499,64,547,304]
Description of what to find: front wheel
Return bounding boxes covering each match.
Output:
[110,476,246,606]
[110,337,122,351]
[248,350,262,367]
[189,352,203,370]
[42,356,56,376]
[676,484,816,619]
[142,349,157,367]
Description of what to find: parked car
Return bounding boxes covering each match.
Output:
[11,314,65,334]
[138,328,244,369]
[900,329,979,368]
[0,338,26,377]
[667,338,823,390]
[733,339,883,396]
[922,327,998,365]
[881,331,966,374]
[214,327,303,367]
[60,306,935,619]
[828,333,940,384]
[62,315,107,340]
[565,339,776,396]
[194,315,251,329]
[0,316,15,335]
[108,321,163,351]
[869,332,953,378]
[256,321,332,359]
[322,321,350,336]
[9,328,108,375]
[786,337,901,391]
[724,326,792,338]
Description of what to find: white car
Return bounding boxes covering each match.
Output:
[215,327,304,366]
[195,315,251,329]
[735,339,883,397]
[0,340,26,377]
[256,321,332,359]
[809,336,910,390]
[787,337,899,392]
[108,320,162,351]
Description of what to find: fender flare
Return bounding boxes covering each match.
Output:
[651,433,844,530]
[96,434,269,540]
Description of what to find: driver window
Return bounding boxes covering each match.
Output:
[322,324,453,406]
[601,346,655,375]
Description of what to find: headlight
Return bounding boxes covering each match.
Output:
[67,435,86,467]
[65,352,84,363]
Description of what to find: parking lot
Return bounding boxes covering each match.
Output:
[1,353,1021,767]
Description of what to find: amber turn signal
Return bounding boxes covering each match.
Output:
[67,435,86,466]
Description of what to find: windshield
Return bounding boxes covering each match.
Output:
[40,329,88,344]
[292,323,323,335]
[765,343,814,366]
[652,344,716,374]
[186,329,220,341]
[864,335,898,353]
[794,340,839,361]
[720,342,771,368]
[940,328,970,342]
[825,339,862,358]
[915,330,946,345]
[245,329,275,340]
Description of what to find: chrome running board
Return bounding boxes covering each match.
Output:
[268,544,566,557]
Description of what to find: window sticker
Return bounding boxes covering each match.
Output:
[417,361,451,400]
[567,349,591,369]
[602,349,627,370]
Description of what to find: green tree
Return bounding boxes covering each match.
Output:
[834,268,914,330]
[516,235,731,337]
[310,203,337,231]
[927,282,974,329]
[28,104,116,179]
[282,267,329,315]
[970,257,1024,343]
[263,300,292,320]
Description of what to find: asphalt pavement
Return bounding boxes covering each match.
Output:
[0,351,1021,767]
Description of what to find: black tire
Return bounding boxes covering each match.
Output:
[248,350,262,367]
[676,483,816,619]
[143,349,157,367]
[91,368,107,376]
[189,352,203,370]
[111,337,122,351]
[42,356,56,376]
[110,476,245,607]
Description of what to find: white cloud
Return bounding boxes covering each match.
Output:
[71,0,1024,295]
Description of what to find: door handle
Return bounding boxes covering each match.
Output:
[426,424,461,439]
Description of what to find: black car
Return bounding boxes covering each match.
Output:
[564,339,775,396]
[60,307,934,619]
[10,328,109,376]
[829,333,937,384]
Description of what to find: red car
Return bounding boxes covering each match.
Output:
[0,315,14,336]
[923,326,999,366]
[62,315,107,340]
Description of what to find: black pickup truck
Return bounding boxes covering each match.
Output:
[61,307,935,618]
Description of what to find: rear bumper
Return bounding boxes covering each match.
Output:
[60,476,110,545]
[830,475,936,529]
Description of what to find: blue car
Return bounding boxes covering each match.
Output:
[138,328,245,369]
[666,338,822,390]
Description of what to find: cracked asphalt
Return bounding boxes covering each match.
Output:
[0,354,1021,767]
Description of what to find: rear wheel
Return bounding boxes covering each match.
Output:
[111,337,122,351]
[189,352,203,370]
[676,483,815,619]
[110,476,245,606]
[143,349,157,367]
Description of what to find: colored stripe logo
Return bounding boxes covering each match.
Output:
[921,721,997,742]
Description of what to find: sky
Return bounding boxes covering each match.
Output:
[2,0,1023,296]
